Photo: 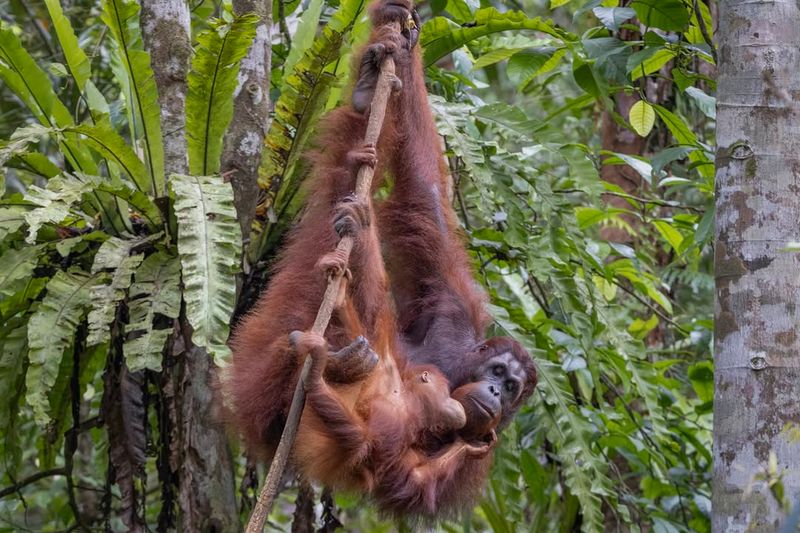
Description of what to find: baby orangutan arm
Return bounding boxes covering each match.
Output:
[289,330,374,464]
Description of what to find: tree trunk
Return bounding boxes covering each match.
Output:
[140,1,238,530]
[714,1,800,530]
[222,0,273,246]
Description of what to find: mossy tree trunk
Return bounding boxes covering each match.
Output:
[140,1,239,530]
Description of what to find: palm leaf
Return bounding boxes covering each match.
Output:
[186,14,258,175]
[25,271,97,426]
[170,174,240,365]
[101,0,165,196]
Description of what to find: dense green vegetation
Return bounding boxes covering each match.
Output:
[0,0,714,530]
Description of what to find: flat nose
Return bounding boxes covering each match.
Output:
[489,384,500,397]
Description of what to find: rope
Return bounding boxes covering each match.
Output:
[244,23,401,533]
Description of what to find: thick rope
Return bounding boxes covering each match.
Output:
[244,24,400,533]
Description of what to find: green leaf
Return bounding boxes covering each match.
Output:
[631,0,690,32]
[472,47,528,70]
[629,100,655,137]
[593,7,636,31]
[653,104,714,180]
[653,105,697,146]
[0,246,43,300]
[446,0,478,24]
[44,0,92,90]
[0,320,27,477]
[420,9,562,67]
[572,57,604,98]
[171,174,241,364]
[257,0,366,249]
[430,96,491,184]
[653,219,684,251]
[629,47,676,80]
[685,86,716,119]
[101,0,164,196]
[603,152,655,184]
[87,236,147,346]
[0,26,96,173]
[282,0,325,75]
[186,14,258,176]
[74,172,163,229]
[0,124,52,168]
[688,361,713,403]
[0,205,28,243]
[26,271,96,426]
[507,48,554,89]
[124,251,181,371]
[23,174,93,244]
[65,122,149,192]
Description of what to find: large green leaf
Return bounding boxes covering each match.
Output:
[87,237,146,346]
[101,0,165,196]
[124,251,181,371]
[0,26,96,173]
[0,246,43,301]
[44,0,92,90]
[186,14,258,176]
[65,122,150,193]
[420,9,563,66]
[170,174,240,364]
[23,174,93,244]
[66,172,162,230]
[281,0,325,77]
[0,27,132,234]
[25,271,97,426]
[631,0,690,32]
[0,124,52,168]
[0,204,28,243]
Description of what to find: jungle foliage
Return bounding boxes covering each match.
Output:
[0,0,714,531]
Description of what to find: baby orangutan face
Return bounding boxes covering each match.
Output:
[411,368,467,433]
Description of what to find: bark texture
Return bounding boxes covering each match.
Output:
[222,0,273,243]
[140,1,238,530]
[140,0,192,180]
[714,1,800,530]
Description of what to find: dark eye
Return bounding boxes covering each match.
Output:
[492,364,505,377]
[504,380,517,394]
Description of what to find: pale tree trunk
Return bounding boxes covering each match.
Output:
[140,1,238,530]
[714,1,800,530]
[222,0,273,246]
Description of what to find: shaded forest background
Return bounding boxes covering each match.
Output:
[0,0,716,531]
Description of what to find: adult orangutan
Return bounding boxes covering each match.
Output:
[224,0,537,517]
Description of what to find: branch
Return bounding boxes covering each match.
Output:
[244,23,401,533]
[0,468,67,499]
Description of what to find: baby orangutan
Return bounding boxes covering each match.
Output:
[288,329,494,512]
